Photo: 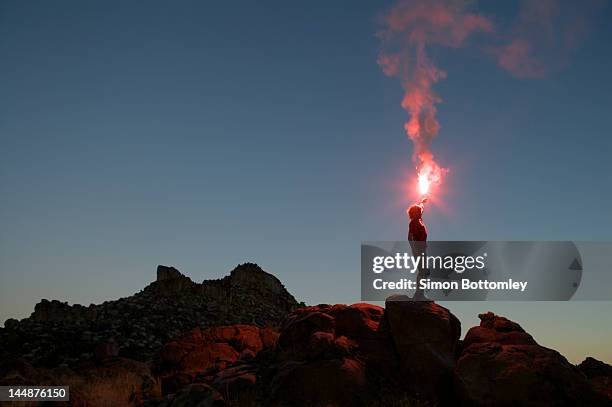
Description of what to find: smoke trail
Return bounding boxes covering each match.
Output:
[494,0,605,79]
[378,0,493,193]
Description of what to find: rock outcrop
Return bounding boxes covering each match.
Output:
[578,357,612,400]
[142,300,462,407]
[153,324,278,396]
[0,263,299,368]
[2,265,611,407]
[272,303,388,406]
[385,295,460,403]
[454,312,609,407]
[145,304,612,407]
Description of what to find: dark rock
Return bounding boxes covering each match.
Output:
[258,326,279,349]
[308,331,336,358]
[271,357,368,407]
[4,319,19,330]
[578,357,612,400]
[211,364,257,396]
[463,311,537,346]
[455,312,609,406]
[385,295,460,403]
[153,324,278,396]
[238,348,256,361]
[278,310,335,360]
[156,265,184,281]
[578,357,612,379]
[2,263,609,407]
[204,325,263,353]
[160,372,193,396]
[94,341,119,361]
[0,263,298,368]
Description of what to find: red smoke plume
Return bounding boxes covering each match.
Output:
[378,0,493,194]
[494,0,605,79]
[378,0,603,196]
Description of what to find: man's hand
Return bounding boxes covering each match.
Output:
[420,197,428,204]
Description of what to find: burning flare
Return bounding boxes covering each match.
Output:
[378,0,493,195]
[417,160,444,195]
[418,172,430,195]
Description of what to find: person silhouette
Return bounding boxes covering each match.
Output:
[407,197,429,300]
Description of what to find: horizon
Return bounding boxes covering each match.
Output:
[2,0,612,366]
[5,260,610,365]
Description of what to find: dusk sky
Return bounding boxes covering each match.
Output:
[1,0,611,363]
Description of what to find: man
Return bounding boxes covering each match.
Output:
[407,197,428,242]
[407,197,428,300]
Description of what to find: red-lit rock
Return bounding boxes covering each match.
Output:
[455,312,608,406]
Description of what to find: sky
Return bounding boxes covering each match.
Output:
[1,0,611,363]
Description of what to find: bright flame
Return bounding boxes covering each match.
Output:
[416,160,446,196]
[418,173,430,195]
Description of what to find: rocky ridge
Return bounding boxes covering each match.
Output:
[1,265,611,406]
[0,263,300,367]
[125,299,612,406]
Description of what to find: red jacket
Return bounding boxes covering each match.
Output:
[408,218,427,241]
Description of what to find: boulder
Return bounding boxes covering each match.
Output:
[204,325,263,353]
[238,348,256,361]
[31,299,90,322]
[463,311,537,347]
[156,265,184,281]
[308,331,336,358]
[271,357,368,407]
[455,312,608,406]
[331,303,397,373]
[210,364,257,396]
[152,267,196,295]
[180,342,238,375]
[155,328,239,378]
[277,303,394,365]
[258,326,280,349]
[229,263,285,295]
[277,309,335,360]
[577,357,612,400]
[154,324,278,396]
[3,318,19,330]
[384,295,460,402]
[270,303,404,405]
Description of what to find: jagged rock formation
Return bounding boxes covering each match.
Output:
[578,356,612,400]
[153,324,279,397]
[1,266,611,407]
[385,295,461,402]
[0,263,300,367]
[144,303,612,407]
[455,312,608,406]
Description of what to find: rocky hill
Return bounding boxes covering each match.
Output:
[0,263,301,367]
[146,300,612,406]
[1,265,611,406]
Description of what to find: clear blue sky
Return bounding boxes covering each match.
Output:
[1,1,611,363]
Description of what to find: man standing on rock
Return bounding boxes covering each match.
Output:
[407,197,429,300]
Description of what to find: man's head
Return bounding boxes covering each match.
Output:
[407,203,423,220]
